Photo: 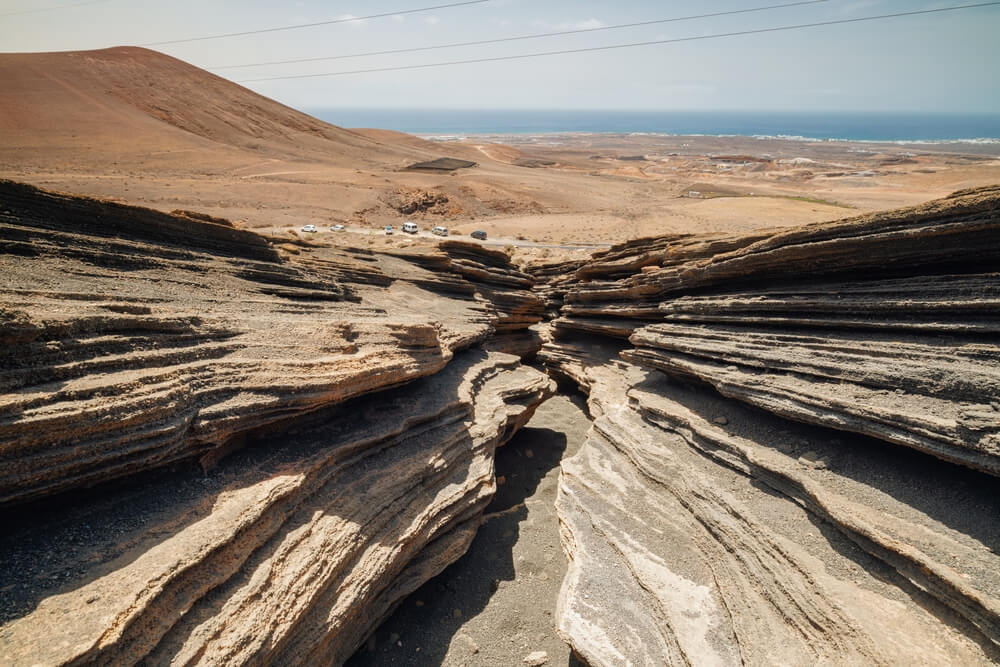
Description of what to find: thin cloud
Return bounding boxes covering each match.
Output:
[555,18,604,30]
[333,13,368,28]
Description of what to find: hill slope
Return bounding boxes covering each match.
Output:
[0,46,426,166]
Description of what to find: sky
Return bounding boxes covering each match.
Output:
[1,0,999,113]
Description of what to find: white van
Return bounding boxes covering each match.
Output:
[432,226,448,237]
[402,222,418,234]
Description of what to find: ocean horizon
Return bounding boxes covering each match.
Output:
[307,109,1000,144]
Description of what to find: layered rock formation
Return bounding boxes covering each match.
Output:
[532,186,1000,664]
[0,180,552,664]
[5,177,1000,666]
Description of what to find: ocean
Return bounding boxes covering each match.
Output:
[307,109,1000,144]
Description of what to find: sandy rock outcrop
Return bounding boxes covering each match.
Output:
[533,186,1000,664]
[0,181,477,504]
[439,241,546,334]
[0,180,553,665]
[0,349,551,666]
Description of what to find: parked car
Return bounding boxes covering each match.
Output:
[384,225,393,235]
[301,224,318,233]
[402,221,418,234]
[330,224,345,231]
[470,230,487,240]
[432,226,448,237]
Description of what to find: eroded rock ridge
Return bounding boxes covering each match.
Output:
[3,181,999,666]
[529,185,1000,665]
[0,180,551,665]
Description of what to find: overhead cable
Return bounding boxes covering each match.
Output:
[141,0,489,47]
[210,0,830,70]
[238,2,1000,82]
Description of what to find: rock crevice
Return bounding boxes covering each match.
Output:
[4,181,1000,665]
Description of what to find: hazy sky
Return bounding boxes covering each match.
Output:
[2,0,998,112]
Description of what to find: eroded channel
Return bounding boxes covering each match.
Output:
[347,392,592,666]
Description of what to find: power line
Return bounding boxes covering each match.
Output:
[238,2,1000,82]
[0,0,110,17]
[210,0,830,71]
[141,0,489,47]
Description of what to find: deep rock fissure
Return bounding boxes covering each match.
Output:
[2,182,999,666]
[347,389,593,666]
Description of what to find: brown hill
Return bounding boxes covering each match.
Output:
[0,47,605,232]
[5,46,991,246]
[0,46,428,167]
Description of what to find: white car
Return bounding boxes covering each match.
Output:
[432,226,448,237]
[301,224,318,233]
[331,224,345,231]
[384,225,394,235]
[402,222,418,234]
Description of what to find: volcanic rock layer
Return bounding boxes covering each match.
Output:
[531,186,1000,665]
[3,180,1000,666]
[0,180,551,665]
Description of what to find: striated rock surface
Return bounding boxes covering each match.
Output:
[555,362,999,665]
[533,186,1000,665]
[0,349,551,666]
[438,240,546,334]
[0,180,553,664]
[5,177,1000,665]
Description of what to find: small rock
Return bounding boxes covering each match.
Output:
[798,451,828,469]
[452,608,462,619]
[389,633,400,645]
[524,449,534,458]
[496,475,506,486]
[524,650,550,665]
[414,599,424,607]
[456,633,479,655]
[713,416,728,425]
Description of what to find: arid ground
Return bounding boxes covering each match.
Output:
[2,48,998,265]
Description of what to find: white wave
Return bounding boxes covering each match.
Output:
[430,131,1000,145]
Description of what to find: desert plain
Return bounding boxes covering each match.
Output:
[2,49,999,255]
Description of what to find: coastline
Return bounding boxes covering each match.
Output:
[419,131,1000,147]
[311,108,1000,146]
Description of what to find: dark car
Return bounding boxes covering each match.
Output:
[470,230,487,240]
